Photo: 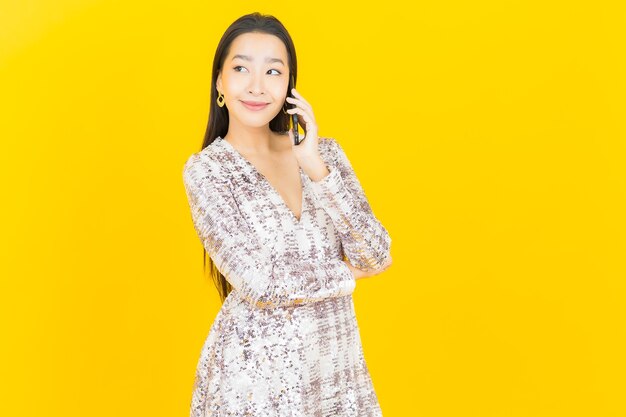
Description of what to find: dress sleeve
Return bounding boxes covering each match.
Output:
[182,152,356,309]
[308,137,392,272]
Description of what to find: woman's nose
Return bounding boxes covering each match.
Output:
[248,73,264,95]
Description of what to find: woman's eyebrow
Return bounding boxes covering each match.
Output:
[231,54,285,65]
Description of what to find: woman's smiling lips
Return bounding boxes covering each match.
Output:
[240,100,270,111]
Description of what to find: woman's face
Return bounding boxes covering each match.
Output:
[217,32,290,128]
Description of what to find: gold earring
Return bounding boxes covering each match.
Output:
[217,91,225,107]
[282,103,289,114]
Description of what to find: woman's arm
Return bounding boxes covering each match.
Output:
[182,153,356,309]
[345,255,393,280]
[308,138,392,273]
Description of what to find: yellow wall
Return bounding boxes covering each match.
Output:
[1,1,625,416]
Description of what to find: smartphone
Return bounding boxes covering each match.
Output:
[288,74,301,145]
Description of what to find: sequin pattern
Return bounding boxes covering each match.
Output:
[183,136,392,416]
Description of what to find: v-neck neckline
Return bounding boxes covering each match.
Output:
[217,136,307,225]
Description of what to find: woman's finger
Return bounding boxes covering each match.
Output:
[286,96,314,116]
[290,88,312,109]
[287,107,316,130]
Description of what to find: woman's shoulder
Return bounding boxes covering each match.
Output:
[182,140,226,183]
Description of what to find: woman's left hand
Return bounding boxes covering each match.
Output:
[286,88,320,161]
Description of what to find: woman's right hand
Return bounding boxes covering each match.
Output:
[344,255,392,280]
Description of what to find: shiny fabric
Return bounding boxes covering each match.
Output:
[183,135,391,416]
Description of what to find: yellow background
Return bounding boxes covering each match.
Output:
[2,1,625,416]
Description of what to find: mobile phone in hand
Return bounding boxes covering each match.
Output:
[289,74,301,145]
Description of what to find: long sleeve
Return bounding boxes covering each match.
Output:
[308,138,392,272]
[182,152,356,309]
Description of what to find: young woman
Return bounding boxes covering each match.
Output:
[182,12,393,417]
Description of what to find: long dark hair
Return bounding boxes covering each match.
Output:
[199,12,298,303]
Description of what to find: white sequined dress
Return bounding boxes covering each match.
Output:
[182,135,392,416]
